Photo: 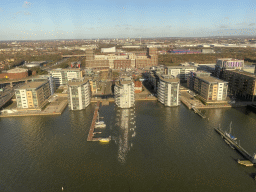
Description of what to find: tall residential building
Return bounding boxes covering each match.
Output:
[164,66,197,82]
[215,58,244,78]
[31,75,56,95]
[157,75,180,107]
[222,70,256,101]
[67,78,91,110]
[193,76,228,102]
[15,81,51,109]
[114,76,135,108]
[187,71,211,90]
[49,68,82,87]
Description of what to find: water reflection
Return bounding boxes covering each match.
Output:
[112,107,136,164]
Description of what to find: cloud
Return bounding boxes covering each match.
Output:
[22,1,32,9]
[219,25,229,28]
[24,12,31,16]
[224,17,229,20]
[248,23,256,26]
[236,22,247,26]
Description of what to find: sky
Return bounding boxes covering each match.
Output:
[1,0,256,40]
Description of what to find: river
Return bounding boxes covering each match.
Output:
[1,101,256,192]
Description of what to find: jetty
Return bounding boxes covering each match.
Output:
[87,101,111,142]
[87,101,101,141]
[214,126,256,166]
[192,106,206,118]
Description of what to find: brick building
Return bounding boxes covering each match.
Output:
[0,68,28,80]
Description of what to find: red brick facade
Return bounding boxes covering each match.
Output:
[114,60,131,69]
[0,71,28,80]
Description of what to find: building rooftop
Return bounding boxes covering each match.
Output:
[217,58,244,61]
[165,66,197,69]
[231,70,256,78]
[198,76,228,83]
[51,68,81,71]
[159,75,180,83]
[68,78,89,86]
[7,68,28,73]
[16,81,48,90]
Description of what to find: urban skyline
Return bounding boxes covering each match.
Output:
[1,0,256,40]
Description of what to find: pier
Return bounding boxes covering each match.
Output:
[87,101,101,141]
[192,106,206,118]
[214,126,256,166]
[87,101,110,142]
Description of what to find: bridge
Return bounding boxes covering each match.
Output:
[61,55,86,58]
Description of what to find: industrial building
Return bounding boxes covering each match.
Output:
[15,81,51,109]
[86,47,158,70]
[24,61,47,68]
[222,70,256,101]
[114,76,135,108]
[157,75,180,107]
[215,58,244,78]
[164,66,197,82]
[67,78,91,110]
[49,68,82,87]
[101,47,116,53]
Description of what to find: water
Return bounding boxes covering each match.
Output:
[1,101,256,192]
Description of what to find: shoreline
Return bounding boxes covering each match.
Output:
[0,99,249,118]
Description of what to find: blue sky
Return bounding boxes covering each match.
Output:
[0,0,256,40]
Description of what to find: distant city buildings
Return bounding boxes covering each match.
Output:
[49,68,82,87]
[86,47,158,70]
[157,75,180,107]
[15,81,51,109]
[114,76,135,108]
[101,47,116,53]
[67,78,91,110]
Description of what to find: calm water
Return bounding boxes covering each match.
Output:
[1,101,256,192]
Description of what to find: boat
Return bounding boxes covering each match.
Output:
[95,113,106,128]
[95,124,106,128]
[225,122,237,141]
[99,137,111,143]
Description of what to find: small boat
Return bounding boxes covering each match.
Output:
[225,122,237,141]
[95,113,106,128]
[99,137,111,143]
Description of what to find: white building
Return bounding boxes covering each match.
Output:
[114,76,135,108]
[101,47,116,53]
[67,78,91,110]
[165,66,197,82]
[49,68,82,87]
[157,75,180,107]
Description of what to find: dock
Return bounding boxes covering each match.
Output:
[87,101,101,141]
[214,127,256,166]
[192,106,206,118]
[87,101,111,142]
